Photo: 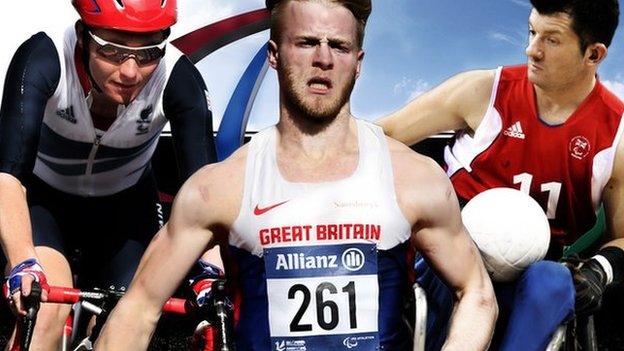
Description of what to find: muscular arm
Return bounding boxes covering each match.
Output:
[163,56,217,183]
[95,152,245,350]
[0,32,59,266]
[601,136,624,249]
[377,70,495,145]
[394,144,496,350]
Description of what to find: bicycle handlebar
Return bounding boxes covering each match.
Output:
[45,286,193,314]
[12,282,232,351]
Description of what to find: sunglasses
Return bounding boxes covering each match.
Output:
[88,31,166,65]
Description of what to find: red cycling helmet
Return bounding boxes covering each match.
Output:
[72,0,177,32]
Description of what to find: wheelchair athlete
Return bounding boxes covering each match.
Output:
[378,0,624,350]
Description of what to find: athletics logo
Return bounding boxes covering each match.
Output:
[342,248,365,271]
[274,340,285,351]
[343,337,359,349]
[136,105,153,135]
[569,136,590,160]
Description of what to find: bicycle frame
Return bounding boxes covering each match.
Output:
[9,282,233,351]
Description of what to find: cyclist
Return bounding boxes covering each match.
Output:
[0,0,216,349]
[95,1,497,350]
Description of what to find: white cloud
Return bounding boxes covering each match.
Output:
[408,80,431,101]
[602,80,624,100]
[488,31,524,47]
[393,77,430,102]
[507,0,531,9]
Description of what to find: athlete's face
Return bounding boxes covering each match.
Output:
[268,1,364,121]
[87,29,165,105]
[525,9,592,91]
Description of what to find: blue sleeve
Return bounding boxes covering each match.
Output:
[0,32,60,181]
[163,55,217,183]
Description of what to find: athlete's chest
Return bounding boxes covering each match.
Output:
[481,101,615,180]
[243,181,386,248]
[42,78,166,148]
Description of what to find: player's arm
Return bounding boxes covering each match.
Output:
[94,161,240,350]
[570,135,624,315]
[162,56,224,304]
[0,32,59,311]
[377,69,495,145]
[395,147,496,350]
[163,56,218,183]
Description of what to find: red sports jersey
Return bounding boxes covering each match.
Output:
[446,65,624,248]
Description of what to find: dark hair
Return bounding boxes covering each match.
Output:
[266,0,372,48]
[530,0,619,51]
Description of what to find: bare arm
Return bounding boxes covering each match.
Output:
[601,136,624,249]
[94,159,242,350]
[0,173,36,268]
[393,145,496,350]
[377,70,496,145]
[415,180,496,350]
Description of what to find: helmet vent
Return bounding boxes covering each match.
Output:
[161,0,167,8]
[114,0,124,9]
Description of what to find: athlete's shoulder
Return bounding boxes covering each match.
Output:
[11,31,61,79]
[174,145,249,227]
[191,144,248,184]
[387,136,456,225]
[500,64,528,81]
[596,80,624,117]
[444,68,497,96]
[386,136,448,186]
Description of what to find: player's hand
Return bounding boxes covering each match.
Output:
[3,258,49,316]
[188,260,224,308]
[562,255,607,316]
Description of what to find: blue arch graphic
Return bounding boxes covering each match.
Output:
[216,43,269,161]
[171,9,271,161]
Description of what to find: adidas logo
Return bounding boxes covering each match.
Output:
[503,121,525,139]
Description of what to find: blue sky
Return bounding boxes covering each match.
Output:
[1,0,623,131]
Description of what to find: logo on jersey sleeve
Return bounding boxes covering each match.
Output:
[570,136,590,160]
[503,121,525,139]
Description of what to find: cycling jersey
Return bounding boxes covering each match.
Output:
[0,27,216,196]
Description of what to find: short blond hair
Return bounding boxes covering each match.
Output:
[266,0,372,48]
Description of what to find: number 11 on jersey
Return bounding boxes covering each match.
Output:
[513,172,562,219]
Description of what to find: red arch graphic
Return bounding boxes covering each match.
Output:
[171,9,270,63]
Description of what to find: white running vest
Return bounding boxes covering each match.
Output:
[33,27,182,196]
[230,119,411,350]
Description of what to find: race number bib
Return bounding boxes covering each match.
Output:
[264,243,379,350]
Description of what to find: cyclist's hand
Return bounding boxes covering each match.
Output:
[562,255,607,316]
[188,260,224,307]
[3,258,49,316]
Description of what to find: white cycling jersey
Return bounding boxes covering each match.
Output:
[33,27,183,196]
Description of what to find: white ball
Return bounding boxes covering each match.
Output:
[461,187,550,282]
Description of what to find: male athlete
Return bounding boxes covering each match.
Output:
[379,0,624,350]
[95,0,497,350]
[0,0,216,349]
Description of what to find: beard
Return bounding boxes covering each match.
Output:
[278,63,357,124]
